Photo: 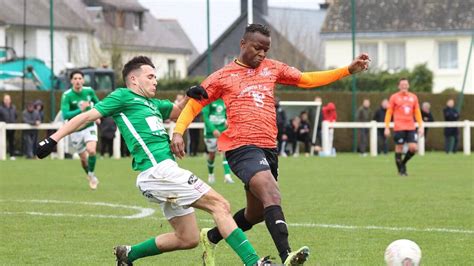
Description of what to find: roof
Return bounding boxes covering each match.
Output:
[0,0,92,31]
[264,7,327,69]
[322,0,474,34]
[94,12,197,56]
[84,0,148,12]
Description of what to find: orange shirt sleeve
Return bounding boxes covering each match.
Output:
[385,108,393,128]
[174,99,203,135]
[297,67,351,89]
[414,107,423,128]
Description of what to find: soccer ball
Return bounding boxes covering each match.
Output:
[384,239,422,266]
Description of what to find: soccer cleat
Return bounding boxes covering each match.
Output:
[114,245,133,266]
[284,246,310,265]
[87,174,99,190]
[208,174,216,185]
[224,174,235,184]
[400,164,408,176]
[200,228,216,266]
[254,256,274,265]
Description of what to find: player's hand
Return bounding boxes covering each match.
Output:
[186,85,209,100]
[418,127,424,138]
[348,53,370,74]
[80,101,90,111]
[282,134,288,141]
[384,128,391,137]
[213,130,221,138]
[36,137,57,159]
[95,119,101,125]
[170,133,186,159]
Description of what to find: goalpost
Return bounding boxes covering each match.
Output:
[279,100,322,156]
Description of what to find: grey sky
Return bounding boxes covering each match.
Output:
[138,0,323,53]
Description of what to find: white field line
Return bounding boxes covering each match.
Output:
[0,199,155,219]
[1,199,472,235]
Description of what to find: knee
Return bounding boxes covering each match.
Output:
[211,198,232,217]
[259,188,281,206]
[409,146,417,153]
[87,148,96,156]
[176,231,199,249]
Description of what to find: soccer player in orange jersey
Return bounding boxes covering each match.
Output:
[171,24,370,265]
[384,78,424,176]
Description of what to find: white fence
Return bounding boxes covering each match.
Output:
[321,120,473,156]
[1,120,472,160]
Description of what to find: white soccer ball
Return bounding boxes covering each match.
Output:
[384,239,422,266]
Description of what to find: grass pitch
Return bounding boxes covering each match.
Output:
[1,153,473,265]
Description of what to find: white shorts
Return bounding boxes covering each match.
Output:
[204,138,218,152]
[136,159,211,220]
[70,124,98,153]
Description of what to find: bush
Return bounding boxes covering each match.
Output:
[156,76,205,91]
[276,64,433,92]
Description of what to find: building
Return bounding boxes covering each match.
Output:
[321,0,474,93]
[0,0,197,80]
[188,0,328,77]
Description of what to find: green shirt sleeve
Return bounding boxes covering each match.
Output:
[94,90,124,117]
[60,93,81,120]
[156,99,173,121]
[202,104,216,132]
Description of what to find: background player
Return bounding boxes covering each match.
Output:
[37,56,271,266]
[384,78,424,176]
[171,24,370,265]
[61,70,100,189]
[202,98,234,184]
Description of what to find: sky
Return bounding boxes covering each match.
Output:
[138,0,324,53]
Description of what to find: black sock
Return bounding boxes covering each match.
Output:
[264,205,291,263]
[402,151,415,165]
[395,153,403,168]
[207,208,254,245]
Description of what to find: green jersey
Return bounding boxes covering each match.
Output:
[94,88,174,171]
[202,98,227,138]
[61,86,99,129]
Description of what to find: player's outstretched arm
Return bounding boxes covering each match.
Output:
[297,53,370,89]
[171,99,204,159]
[36,109,103,159]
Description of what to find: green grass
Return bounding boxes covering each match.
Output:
[0,153,473,265]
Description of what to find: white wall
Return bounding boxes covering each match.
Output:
[120,51,189,79]
[36,29,90,74]
[0,26,5,46]
[324,35,473,94]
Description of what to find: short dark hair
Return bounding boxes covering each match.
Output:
[398,77,408,84]
[243,23,271,39]
[122,56,155,84]
[69,69,84,80]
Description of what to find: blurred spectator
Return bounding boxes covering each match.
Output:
[99,116,117,157]
[421,102,434,138]
[120,136,130,157]
[174,93,185,105]
[285,116,300,156]
[297,111,311,157]
[443,99,459,153]
[312,97,324,154]
[356,99,372,156]
[0,94,17,158]
[322,102,337,155]
[275,97,287,155]
[373,99,388,154]
[187,112,202,156]
[22,101,41,158]
[34,99,45,122]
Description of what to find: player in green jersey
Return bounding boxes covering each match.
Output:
[202,99,234,184]
[36,56,271,266]
[61,70,100,189]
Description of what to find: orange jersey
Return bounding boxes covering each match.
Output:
[388,91,420,131]
[198,59,302,151]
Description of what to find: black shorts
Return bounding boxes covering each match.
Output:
[393,130,418,144]
[225,145,278,190]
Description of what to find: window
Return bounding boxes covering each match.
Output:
[67,36,78,63]
[438,41,458,69]
[359,43,378,68]
[116,11,125,28]
[167,59,177,79]
[133,13,143,31]
[386,42,406,70]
